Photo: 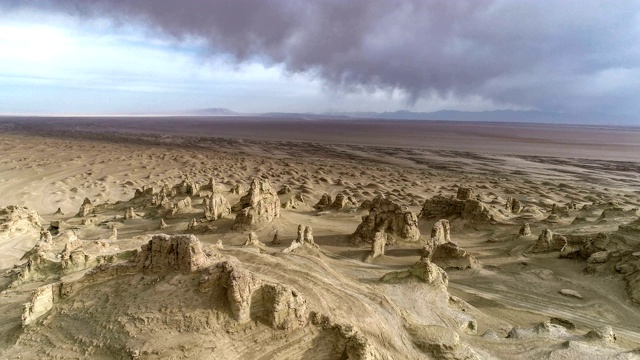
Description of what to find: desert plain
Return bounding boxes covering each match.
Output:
[0,117,640,359]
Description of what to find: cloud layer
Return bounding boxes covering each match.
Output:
[5,0,640,115]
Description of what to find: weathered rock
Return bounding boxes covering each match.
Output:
[427,219,450,249]
[559,289,583,299]
[109,226,117,240]
[133,234,207,272]
[519,223,532,236]
[124,207,136,220]
[159,218,167,229]
[243,231,265,247]
[230,183,245,195]
[217,261,262,323]
[456,187,474,200]
[531,229,567,253]
[420,193,496,224]
[170,196,193,216]
[350,195,420,244]
[283,225,320,253]
[585,325,617,343]
[313,193,333,210]
[204,193,231,220]
[380,258,449,288]
[328,193,358,210]
[233,178,281,230]
[22,284,55,326]
[272,229,280,245]
[277,184,292,195]
[174,176,199,196]
[261,284,308,330]
[76,198,94,217]
[587,251,609,264]
[550,317,577,330]
[430,242,481,270]
[364,231,387,263]
[282,192,305,209]
[53,207,63,215]
[39,228,53,243]
[505,197,523,214]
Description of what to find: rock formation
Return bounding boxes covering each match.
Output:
[76,198,94,217]
[328,193,358,210]
[282,192,306,209]
[429,242,481,270]
[230,183,245,195]
[313,193,332,210]
[420,190,497,224]
[133,234,207,272]
[22,284,55,326]
[519,223,532,236]
[232,178,280,230]
[277,184,292,195]
[505,197,523,214]
[530,228,568,253]
[204,193,231,220]
[159,218,167,229]
[350,195,420,244]
[364,231,387,262]
[283,225,319,253]
[380,258,449,288]
[170,196,193,216]
[124,207,136,220]
[243,231,265,247]
[272,229,280,245]
[426,219,450,249]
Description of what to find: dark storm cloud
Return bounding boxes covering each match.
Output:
[7,0,640,114]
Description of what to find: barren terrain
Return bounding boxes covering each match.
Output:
[0,117,639,359]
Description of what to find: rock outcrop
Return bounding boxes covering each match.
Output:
[243,231,265,248]
[364,231,387,262]
[380,258,449,288]
[505,197,523,214]
[0,205,41,235]
[204,193,231,220]
[313,193,333,210]
[124,207,136,220]
[426,219,450,249]
[530,228,567,253]
[519,223,532,236]
[233,178,281,230]
[133,234,207,272]
[350,196,420,244]
[283,225,319,253]
[420,190,497,224]
[22,284,55,326]
[328,193,358,211]
[429,242,481,270]
[76,198,94,217]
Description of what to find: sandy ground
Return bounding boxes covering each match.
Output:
[0,118,639,359]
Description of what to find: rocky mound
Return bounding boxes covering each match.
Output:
[380,258,448,288]
[419,188,499,224]
[0,205,41,235]
[350,195,420,244]
[233,178,281,230]
[133,234,207,272]
[530,228,568,253]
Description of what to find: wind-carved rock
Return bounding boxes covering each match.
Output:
[456,187,474,200]
[519,223,532,236]
[272,229,281,245]
[170,196,192,216]
[328,193,358,211]
[159,218,167,230]
[282,192,306,210]
[426,219,450,250]
[313,193,333,210]
[364,231,387,263]
[230,183,245,195]
[174,176,199,196]
[420,187,497,224]
[380,258,449,288]
[277,184,292,195]
[124,207,136,220]
[429,242,482,270]
[283,225,319,253]
[232,178,280,230]
[243,231,265,248]
[76,198,94,217]
[22,284,55,326]
[350,196,420,244]
[505,197,523,214]
[204,193,231,220]
[133,234,207,272]
[530,228,567,253]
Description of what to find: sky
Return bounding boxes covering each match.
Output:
[0,1,639,119]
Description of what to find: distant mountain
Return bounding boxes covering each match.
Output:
[190,108,239,116]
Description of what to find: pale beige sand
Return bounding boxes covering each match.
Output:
[0,120,639,359]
